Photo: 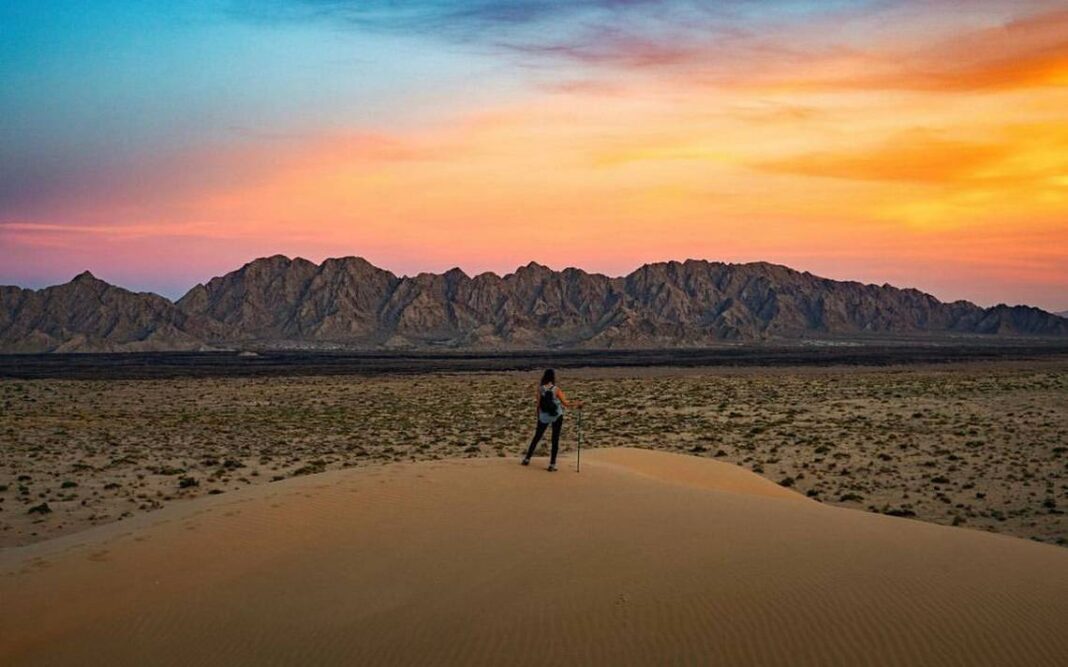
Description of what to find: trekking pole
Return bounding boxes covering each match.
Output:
[576,408,583,473]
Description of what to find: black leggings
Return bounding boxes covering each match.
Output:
[525,416,563,464]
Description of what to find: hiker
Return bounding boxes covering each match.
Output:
[522,369,582,471]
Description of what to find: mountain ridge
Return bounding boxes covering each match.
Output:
[0,272,224,353]
[2,255,1066,352]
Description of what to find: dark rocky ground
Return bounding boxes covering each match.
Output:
[2,341,1067,379]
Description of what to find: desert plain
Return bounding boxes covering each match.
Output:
[2,356,1068,665]
[2,358,1066,547]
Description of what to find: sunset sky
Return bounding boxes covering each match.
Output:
[2,0,1067,310]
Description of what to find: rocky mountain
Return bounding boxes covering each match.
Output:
[174,255,1068,349]
[177,256,400,345]
[0,272,222,353]
[1057,310,1068,319]
[3,257,1066,353]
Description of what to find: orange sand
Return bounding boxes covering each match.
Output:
[2,448,1067,665]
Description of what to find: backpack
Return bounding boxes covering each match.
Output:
[539,385,559,416]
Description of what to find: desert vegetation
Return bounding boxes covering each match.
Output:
[1,360,1065,547]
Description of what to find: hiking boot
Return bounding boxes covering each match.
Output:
[547,464,558,472]
[521,458,530,466]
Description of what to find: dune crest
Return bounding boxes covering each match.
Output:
[591,447,807,500]
[2,448,1067,666]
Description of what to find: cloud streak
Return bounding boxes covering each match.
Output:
[230,0,872,67]
[758,131,1013,184]
[235,1,1068,96]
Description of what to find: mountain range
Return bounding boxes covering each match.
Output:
[2,256,1066,352]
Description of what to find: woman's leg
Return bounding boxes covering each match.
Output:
[549,416,563,466]
[524,420,549,461]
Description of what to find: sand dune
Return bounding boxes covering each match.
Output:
[2,448,1067,666]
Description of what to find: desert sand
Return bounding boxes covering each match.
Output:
[2,447,1066,666]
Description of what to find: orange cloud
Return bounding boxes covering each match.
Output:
[757,132,1012,184]
[739,8,1068,93]
[898,9,1068,91]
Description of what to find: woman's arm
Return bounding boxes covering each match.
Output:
[555,387,582,409]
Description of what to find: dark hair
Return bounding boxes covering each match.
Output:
[540,369,556,386]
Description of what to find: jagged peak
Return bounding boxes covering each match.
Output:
[517,261,550,273]
[320,255,395,278]
[72,270,100,283]
[233,255,323,277]
[66,270,115,293]
[323,255,373,267]
[989,303,1047,313]
[253,254,292,265]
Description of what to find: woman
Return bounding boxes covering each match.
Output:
[522,369,582,471]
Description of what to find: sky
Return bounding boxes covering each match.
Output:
[1,0,1066,310]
